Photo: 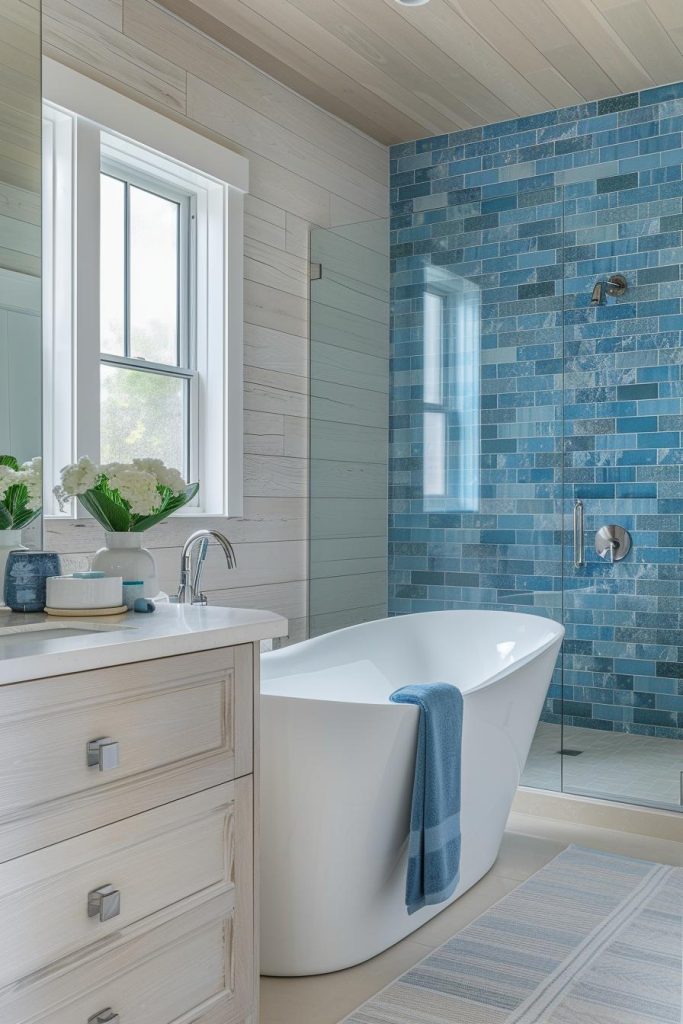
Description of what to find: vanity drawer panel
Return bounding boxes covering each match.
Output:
[0,646,253,862]
[0,780,251,992]
[4,898,243,1024]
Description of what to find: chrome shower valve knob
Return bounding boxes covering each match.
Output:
[595,524,632,563]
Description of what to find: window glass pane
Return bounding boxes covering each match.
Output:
[100,174,125,356]
[423,291,443,405]
[101,363,186,474]
[423,410,446,496]
[129,185,179,365]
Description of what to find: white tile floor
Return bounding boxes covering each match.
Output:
[522,722,683,809]
[260,809,683,1024]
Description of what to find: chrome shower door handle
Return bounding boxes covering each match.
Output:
[573,500,585,568]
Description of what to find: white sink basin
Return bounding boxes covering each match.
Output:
[0,621,132,644]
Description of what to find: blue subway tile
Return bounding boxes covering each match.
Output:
[390,81,683,741]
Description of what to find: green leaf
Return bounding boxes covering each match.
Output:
[0,480,41,530]
[96,477,129,509]
[78,490,131,532]
[0,505,12,529]
[131,482,199,532]
[0,455,19,471]
[10,506,41,530]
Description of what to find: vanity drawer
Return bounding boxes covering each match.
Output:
[0,646,254,861]
[2,893,253,1024]
[0,779,251,991]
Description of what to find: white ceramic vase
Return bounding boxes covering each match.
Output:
[0,529,26,606]
[92,531,159,599]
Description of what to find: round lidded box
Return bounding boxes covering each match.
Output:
[46,573,123,610]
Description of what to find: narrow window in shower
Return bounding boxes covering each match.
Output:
[422,270,480,511]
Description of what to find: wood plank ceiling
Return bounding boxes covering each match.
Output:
[155,0,683,144]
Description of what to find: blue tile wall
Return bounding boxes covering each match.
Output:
[389,85,683,740]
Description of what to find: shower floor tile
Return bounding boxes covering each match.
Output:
[523,722,683,809]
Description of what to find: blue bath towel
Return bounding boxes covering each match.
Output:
[390,683,463,916]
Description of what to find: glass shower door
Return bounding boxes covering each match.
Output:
[560,202,683,811]
[388,183,567,795]
[309,220,390,637]
[387,161,682,810]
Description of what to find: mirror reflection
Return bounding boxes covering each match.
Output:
[0,0,42,569]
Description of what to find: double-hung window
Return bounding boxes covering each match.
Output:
[99,165,195,478]
[421,268,480,513]
[42,59,248,518]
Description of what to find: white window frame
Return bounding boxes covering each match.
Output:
[42,58,248,519]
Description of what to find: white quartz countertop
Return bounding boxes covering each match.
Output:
[0,603,288,685]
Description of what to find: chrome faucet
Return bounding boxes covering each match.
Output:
[590,273,627,305]
[590,280,606,305]
[173,530,237,605]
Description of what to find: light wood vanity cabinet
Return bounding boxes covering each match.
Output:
[0,642,261,1024]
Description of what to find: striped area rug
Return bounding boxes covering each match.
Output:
[344,846,683,1024]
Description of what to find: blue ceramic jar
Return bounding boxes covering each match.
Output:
[3,551,62,612]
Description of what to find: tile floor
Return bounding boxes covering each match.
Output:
[260,808,683,1024]
[522,722,683,809]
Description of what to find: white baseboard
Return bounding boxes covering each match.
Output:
[513,787,682,843]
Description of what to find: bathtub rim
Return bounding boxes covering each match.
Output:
[261,609,565,703]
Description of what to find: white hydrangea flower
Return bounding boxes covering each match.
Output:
[158,467,187,494]
[130,458,164,476]
[52,456,192,522]
[0,464,20,501]
[59,456,99,496]
[105,467,161,516]
[19,456,42,511]
[132,458,187,495]
[101,462,127,478]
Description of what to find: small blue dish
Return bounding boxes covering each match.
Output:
[4,551,62,612]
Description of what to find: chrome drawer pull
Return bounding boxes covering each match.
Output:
[88,884,121,922]
[87,737,119,771]
[88,1011,119,1024]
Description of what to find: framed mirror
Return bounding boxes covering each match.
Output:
[0,0,42,568]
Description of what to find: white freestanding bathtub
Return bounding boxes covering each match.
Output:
[260,609,564,976]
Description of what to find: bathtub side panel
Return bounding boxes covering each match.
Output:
[457,641,562,896]
[260,696,418,975]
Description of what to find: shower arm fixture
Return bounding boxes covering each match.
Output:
[590,273,627,305]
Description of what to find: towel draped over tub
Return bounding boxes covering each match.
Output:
[390,682,464,915]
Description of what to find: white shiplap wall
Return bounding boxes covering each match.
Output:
[42,0,389,642]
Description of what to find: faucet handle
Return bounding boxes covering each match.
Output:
[191,537,210,596]
[595,524,631,563]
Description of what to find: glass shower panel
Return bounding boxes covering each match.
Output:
[560,187,683,811]
[309,220,390,638]
[390,184,566,795]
